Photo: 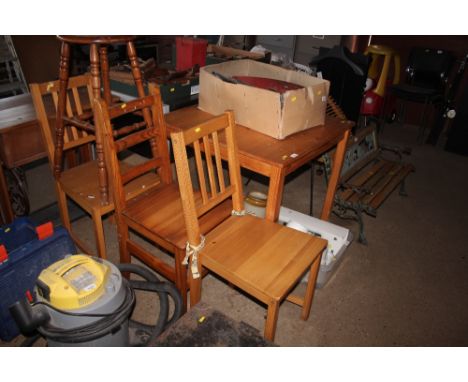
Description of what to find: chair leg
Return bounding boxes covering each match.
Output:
[91,209,106,259]
[118,222,130,264]
[264,300,280,342]
[301,255,322,320]
[55,184,71,231]
[189,272,202,308]
[175,247,188,313]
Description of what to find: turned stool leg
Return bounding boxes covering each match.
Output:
[126,41,152,126]
[99,46,112,106]
[89,43,109,206]
[55,41,71,179]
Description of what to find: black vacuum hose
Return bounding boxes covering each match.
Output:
[117,263,183,345]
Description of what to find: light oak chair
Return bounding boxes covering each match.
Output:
[170,111,328,341]
[30,75,160,259]
[94,86,232,311]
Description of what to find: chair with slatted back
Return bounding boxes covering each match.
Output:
[30,75,160,259]
[169,110,328,342]
[94,85,233,311]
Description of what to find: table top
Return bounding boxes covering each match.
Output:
[165,105,354,170]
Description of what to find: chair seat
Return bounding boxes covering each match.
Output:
[123,183,233,250]
[201,214,327,302]
[60,160,161,214]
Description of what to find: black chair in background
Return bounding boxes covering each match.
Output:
[310,45,370,124]
[386,47,454,143]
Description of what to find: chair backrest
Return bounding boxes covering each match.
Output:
[312,45,370,123]
[30,74,95,170]
[406,47,454,91]
[94,85,172,214]
[170,111,244,246]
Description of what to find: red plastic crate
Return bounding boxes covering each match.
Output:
[176,37,208,71]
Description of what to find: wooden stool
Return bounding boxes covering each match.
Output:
[54,35,148,205]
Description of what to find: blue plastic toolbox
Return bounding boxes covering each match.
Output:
[0,218,76,341]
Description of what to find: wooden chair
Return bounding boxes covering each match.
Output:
[170,110,328,342]
[30,74,160,259]
[94,85,232,311]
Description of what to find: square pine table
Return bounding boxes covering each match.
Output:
[165,105,352,222]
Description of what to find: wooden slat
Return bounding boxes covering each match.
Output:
[113,121,146,138]
[86,84,94,110]
[36,74,90,94]
[193,139,208,204]
[182,114,230,144]
[369,164,414,210]
[62,134,95,151]
[348,161,395,204]
[121,158,162,185]
[286,294,304,307]
[341,150,380,182]
[75,110,94,121]
[51,90,59,109]
[114,127,160,152]
[62,116,95,133]
[212,131,226,192]
[326,96,347,120]
[71,87,88,140]
[360,162,402,205]
[65,90,74,118]
[339,160,387,201]
[108,95,154,119]
[196,187,234,217]
[72,87,84,115]
[203,135,217,197]
[50,90,72,145]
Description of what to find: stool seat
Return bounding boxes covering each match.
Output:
[57,35,136,45]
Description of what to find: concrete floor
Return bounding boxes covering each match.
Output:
[2,122,468,346]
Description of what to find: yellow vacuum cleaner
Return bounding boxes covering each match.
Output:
[10,255,182,346]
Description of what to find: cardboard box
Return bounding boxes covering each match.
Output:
[199,60,330,139]
[205,44,270,65]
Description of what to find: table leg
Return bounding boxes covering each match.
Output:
[265,166,285,222]
[320,128,350,221]
[0,163,14,224]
